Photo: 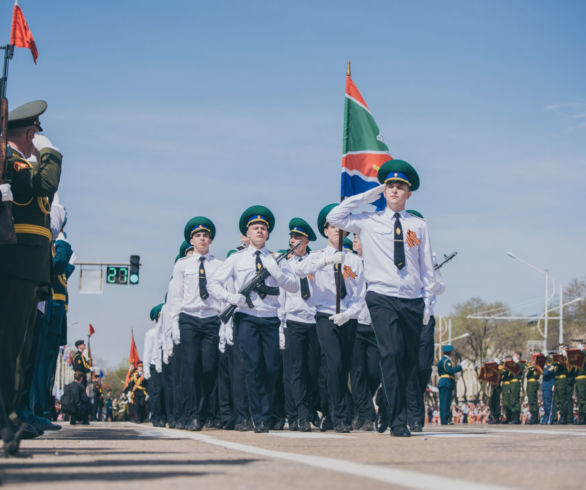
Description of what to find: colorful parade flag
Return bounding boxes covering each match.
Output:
[88,323,95,336]
[128,331,140,368]
[341,67,391,209]
[10,1,38,63]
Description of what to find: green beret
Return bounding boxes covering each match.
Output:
[406,209,424,219]
[289,217,317,242]
[8,100,47,131]
[239,205,275,235]
[442,344,454,353]
[317,203,338,238]
[343,238,353,251]
[184,216,216,242]
[150,303,164,321]
[179,240,193,258]
[377,159,420,191]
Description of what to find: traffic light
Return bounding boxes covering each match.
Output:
[129,255,140,285]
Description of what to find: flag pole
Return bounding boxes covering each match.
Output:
[336,60,351,314]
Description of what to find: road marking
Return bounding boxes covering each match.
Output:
[414,432,496,438]
[141,426,514,490]
[484,428,586,437]
[268,432,355,439]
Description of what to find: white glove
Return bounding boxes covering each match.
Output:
[329,312,350,326]
[0,183,13,202]
[32,133,60,152]
[279,323,286,350]
[225,323,234,346]
[228,293,248,308]
[263,255,282,279]
[363,184,386,203]
[423,299,431,326]
[218,324,227,353]
[171,324,181,345]
[324,251,345,266]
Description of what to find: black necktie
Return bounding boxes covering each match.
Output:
[334,264,347,299]
[199,257,209,299]
[255,251,267,299]
[393,212,405,270]
[300,277,310,299]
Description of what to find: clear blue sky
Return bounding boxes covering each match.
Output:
[5,0,586,366]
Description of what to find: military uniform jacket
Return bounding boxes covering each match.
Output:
[437,355,462,389]
[52,238,73,308]
[0,146,62,282]
[128,372,147,398]
[72,350,90,374]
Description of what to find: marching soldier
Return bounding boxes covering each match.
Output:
[126,362,148,423]
[167,217,223,431]
[541,353,556,424]
[144,304,165,427]
[504,352,523,424]
[552,351,570,424]
[72,340,91,387]
[209,206,299,433]
[0,100,63,433]
[292,204,365,433]
[327,159,435,437]
[279,218,320,432]
[437,345,462,424]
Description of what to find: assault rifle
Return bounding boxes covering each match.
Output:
[434,251,457,271]
[0,44,16,245]
[219,241,302,324]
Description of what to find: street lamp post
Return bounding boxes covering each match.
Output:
[506,252,550,352]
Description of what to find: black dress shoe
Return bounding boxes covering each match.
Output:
[254,422,269,433]
[187,419,202,431]
[319,415,333,432]
[20,423,42,440]
[359,420,374,431]
[288,419,299,431]
[375,410,388,433]
[298,419,311,432]
[234,422,252,431]
[270,419,284,431]
[334,422,350,433]
[390,426,411,437]
[410,422,422,433]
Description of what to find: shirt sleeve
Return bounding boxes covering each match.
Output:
[274,256,299,293]
[208,255,235,303]
[290,251,325,278]
[325,193,369,234]
[344,256,366,319]
[417,222,436,301]
[166,261,184,340]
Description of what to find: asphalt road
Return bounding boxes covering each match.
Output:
[1,422,585,489]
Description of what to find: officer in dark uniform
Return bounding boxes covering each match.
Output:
[541,354,556,424]
[127,361,148,423]
[72,340,91,387]
[0,100,62,432]
[552,352,570,424]
[437,345,461,425]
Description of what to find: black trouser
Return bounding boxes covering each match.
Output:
[406,315,435,427]
[230,335,250,425]
[176,313,220,424]
[161,357,175,424]
[315,313,356,426]
[285,320,321,422]
[234,313,280,427]
[133,392,147,423]
[217,347,233,427]
[350,323,380,423]
[366,292,423,430]
[148,364,164,423]
[0,275,40,424]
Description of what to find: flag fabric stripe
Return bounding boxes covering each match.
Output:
[341,72,392,208]
[89,323,96,336]
[128,332,140,368]
[10,3,38,63]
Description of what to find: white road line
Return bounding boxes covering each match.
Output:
[414,432,496,438]
[483,428,586,437]
[140,426,515,490]
[268,432,355,439]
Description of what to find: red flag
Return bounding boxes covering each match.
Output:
[10,2,38,64]
[89,324,96,336]
[128,332,140,368]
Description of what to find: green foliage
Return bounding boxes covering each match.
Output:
[101,359,131,398]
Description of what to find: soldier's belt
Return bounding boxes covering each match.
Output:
[555,375,566,379]
[52,293,67,302]
[14,224,52,240]
[575,375,586,380]
[440,374,455,380]
[509,379,520,382]
[503,381,510,385]
[527,379,538,382]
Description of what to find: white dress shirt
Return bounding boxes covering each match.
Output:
[142,327,158,379]
[357,301,372,325]
[278,254,317,324]
[167,252,224,335]
[208,245,299,318]
[291,246,365,319]
[327,192,435,301]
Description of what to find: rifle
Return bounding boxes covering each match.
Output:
[0,45,16,245]
[219,241,302,324]
[434,251,457,271]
